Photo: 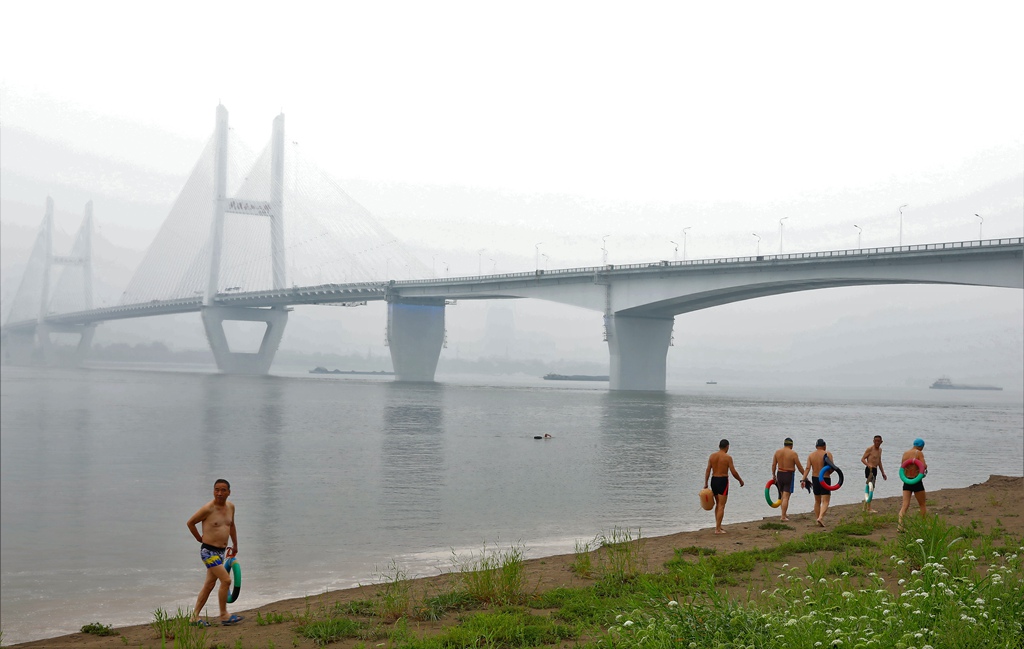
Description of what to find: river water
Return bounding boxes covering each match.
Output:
[1,364,1021,644]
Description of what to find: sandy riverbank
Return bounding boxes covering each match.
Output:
[11,474,1023,648]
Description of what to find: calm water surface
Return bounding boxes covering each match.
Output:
[1,365,1021,644]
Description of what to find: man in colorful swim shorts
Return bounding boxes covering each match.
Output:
[771,437,805,522]
[802,439,835,528]
[898,438,928,532]
[187,479,243,626]
[860,435,887,513]
[704,439,745,534]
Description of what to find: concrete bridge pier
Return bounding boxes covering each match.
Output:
[202,306,288,375]
[387,299,445,382]
[0,324,96,367]
[606,314,674,391]
[1,330,38,365]
[38,323,97,366]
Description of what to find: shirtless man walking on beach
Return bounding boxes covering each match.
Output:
[898,438,928,532]
[860,435,887,513]
[704,439,745,534]
[771,437,804,522]
[802,439,835,528]
[187,479,243,626]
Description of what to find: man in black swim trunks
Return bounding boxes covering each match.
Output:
[704,439,745,534]
[187,479,243,626]
[802,439,835,527]
[860,435,887,513]
[771,437,805,522]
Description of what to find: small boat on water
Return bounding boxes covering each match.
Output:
[543,373,609,381]
[310,367,394,375]
[706,381,718,385]
[929,377,1002,391]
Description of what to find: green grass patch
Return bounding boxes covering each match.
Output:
[255,610,291,625]
[297,617,362,646]
[672,545,717,556]
[571,538,594,577]
[775,531,875,554]
[759,522,794,531]
[832,520,875,535]
[374,559,412,621]
[80,621,117,636]
[149,607,209,649]
[593,528,647,585]
[417,589,476,621]
[403,608,574,649]
[335,599,375,616]
[451,542,527,605]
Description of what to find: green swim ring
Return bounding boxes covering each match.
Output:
[224,557,242,603]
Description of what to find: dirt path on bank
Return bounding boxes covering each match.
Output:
[12,475,1022,648]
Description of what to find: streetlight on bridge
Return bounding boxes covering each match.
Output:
[854,224,862,249]
[682,226,691,261]
[477,249,486,275]
[602,234,611,265]
[752,233,761,256]
[669,240,679,261]
[975,213,983,240]
[899,204,908,246]
[535,242,543,271]
[779,217,789,254]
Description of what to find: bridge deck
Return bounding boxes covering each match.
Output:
[3,237,1021,332]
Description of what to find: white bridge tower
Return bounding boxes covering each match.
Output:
[201,105,289,374]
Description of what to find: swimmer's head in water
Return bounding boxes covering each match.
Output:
[913,438,925,449]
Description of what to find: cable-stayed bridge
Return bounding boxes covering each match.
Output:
[3,106,1022,390]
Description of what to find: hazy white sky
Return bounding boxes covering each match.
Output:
[1,2,1021,385]
[2,1,1022,261]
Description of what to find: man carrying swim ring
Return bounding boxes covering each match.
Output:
[704,439,745,534]
[770,437,805,522]
[802,439,835,528]
[860,435,888,513]
[898,438,928,532]
[187,479,243,627]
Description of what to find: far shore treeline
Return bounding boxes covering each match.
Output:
[6,341,609,377]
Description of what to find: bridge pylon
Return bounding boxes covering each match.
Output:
[201,105,290,374]
[1,198,96,366]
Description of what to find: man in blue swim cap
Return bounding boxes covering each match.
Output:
[898,439,928,531]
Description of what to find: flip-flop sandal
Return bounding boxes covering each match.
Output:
[221,614,244,626]
[191,619,211,627]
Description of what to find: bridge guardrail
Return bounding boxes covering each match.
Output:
[391,237,1024,286]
